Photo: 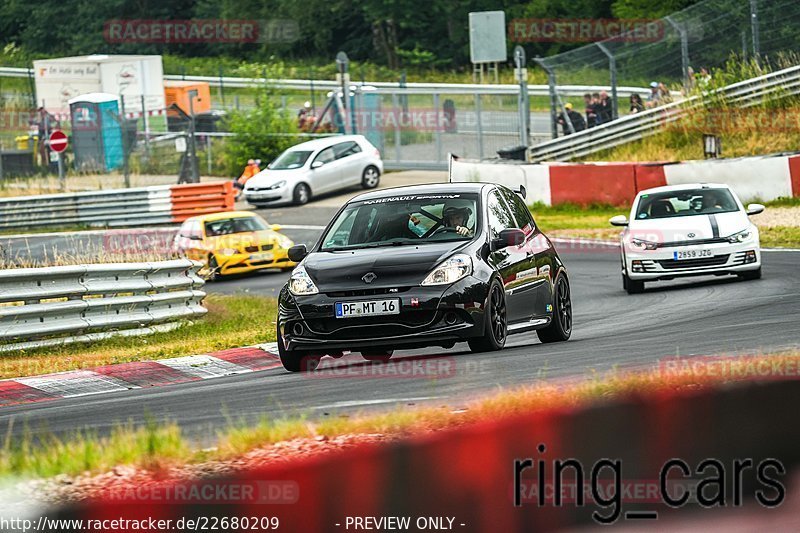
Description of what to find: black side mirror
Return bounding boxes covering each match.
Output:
[288,244,308,262]
[491,228,525,251]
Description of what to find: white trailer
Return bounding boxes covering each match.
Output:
[33,54,165,117]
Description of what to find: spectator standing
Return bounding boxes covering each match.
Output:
[598,91,613,123]
[557,103,586,135]
[583,93,597,128]
[646,81,661,108]
[658,83,672,104]
[630,93,645,114]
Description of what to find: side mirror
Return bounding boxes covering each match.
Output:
[270,224,282,232]
[188,234,203,241]
[609,215,629,227]
[492,228,525,251]
[746,203,765,216]
[515,185,527,200]
[311,160,324,169]
[288,244,308,262]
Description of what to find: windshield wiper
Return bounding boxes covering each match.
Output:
[323,241,413,252]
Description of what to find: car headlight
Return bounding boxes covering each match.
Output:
[217,248,239,256]
[726,229,752,243]
[277,235,294,249]
[421,254,472,286]
[267,180,287,190]
[288,266,319,295]
[630,238,658,250]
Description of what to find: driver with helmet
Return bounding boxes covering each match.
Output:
[442,201,474,236]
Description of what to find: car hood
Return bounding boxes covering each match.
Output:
[246,169,305,188]
[303,242,468,290]
[628,211,749,242]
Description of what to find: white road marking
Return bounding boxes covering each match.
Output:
[156,355,251,379]
[313,396,443,410]
[18,371,136,398]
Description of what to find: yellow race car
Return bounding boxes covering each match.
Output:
[173,211,296,279]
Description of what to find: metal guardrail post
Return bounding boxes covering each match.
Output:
[534,57,559,139]
[750,0,760,64]
[596,43,619,121]
[433,93,442,164]
[392,93,401,164]
[665,16,690,91]
[475,93,484,159]
[514,46,530,147]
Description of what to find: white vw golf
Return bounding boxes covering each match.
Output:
[244,135,383,207]
[610,183,764,294]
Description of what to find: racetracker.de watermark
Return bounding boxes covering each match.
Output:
[509,18,664,43]
[659,355,800,381]
[103,19,299,44]
[101,479,298,504]
[664,109,800,134]
[306,357,490,379]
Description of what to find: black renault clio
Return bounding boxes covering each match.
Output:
[277,183,572,371]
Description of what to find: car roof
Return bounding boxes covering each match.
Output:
[348,182,490,203]
[637,183,732,195]
[283,134,368,152]
[183,210,263,223]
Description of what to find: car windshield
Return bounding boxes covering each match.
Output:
[635,188,740,220]
[204,217,268,236]
[320,193,479,251]
[269,150,312,170]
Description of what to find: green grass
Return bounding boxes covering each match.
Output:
[0,294,278,379]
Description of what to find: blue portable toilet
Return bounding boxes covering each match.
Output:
[68,93,124,172]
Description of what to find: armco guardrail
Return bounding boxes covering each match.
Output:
[0,65,653,98]
[0,259,206,352]
[529,63,800,162]
[0,181,235,230]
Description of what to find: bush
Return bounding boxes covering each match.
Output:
[220,92,301,177]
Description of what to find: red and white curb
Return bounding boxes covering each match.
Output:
[0,344,281,408]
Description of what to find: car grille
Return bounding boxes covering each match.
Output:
[325,287,411,298]
[656,237,729,248]
[244,244,274,253]
[657,255,730,270]
[305,311,437,338]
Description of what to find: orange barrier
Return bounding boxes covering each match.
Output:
[633,163,668,192]
[169,181,235,222]
[789,155,800,198]
[549,163,637,206]
[51,379,800,532]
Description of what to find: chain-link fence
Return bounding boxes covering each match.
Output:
[535,0,800,137]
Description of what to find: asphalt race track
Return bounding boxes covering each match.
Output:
[1,219,798,443]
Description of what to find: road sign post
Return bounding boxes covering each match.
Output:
[49,130,68,191]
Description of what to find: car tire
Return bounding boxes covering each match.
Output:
[537,272,572,343]
[277,324,321,372]
[361,350,393,362]
[208,255,222,281]
[623,273,645,294]
[293,183,311,205]
[361,165,380,189]
[738,267,762,281]
[468,279,507,353]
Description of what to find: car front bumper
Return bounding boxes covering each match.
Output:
[216,248,296,275]
[624,240,761,281]
[244,185,292,205]
[277,276,489,353]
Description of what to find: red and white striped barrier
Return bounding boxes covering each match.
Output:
[0,344,280,407]
[452,153,800,206]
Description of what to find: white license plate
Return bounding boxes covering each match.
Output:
[674,249,712,260]
[335,299,400,318]
[250,252,274,262]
